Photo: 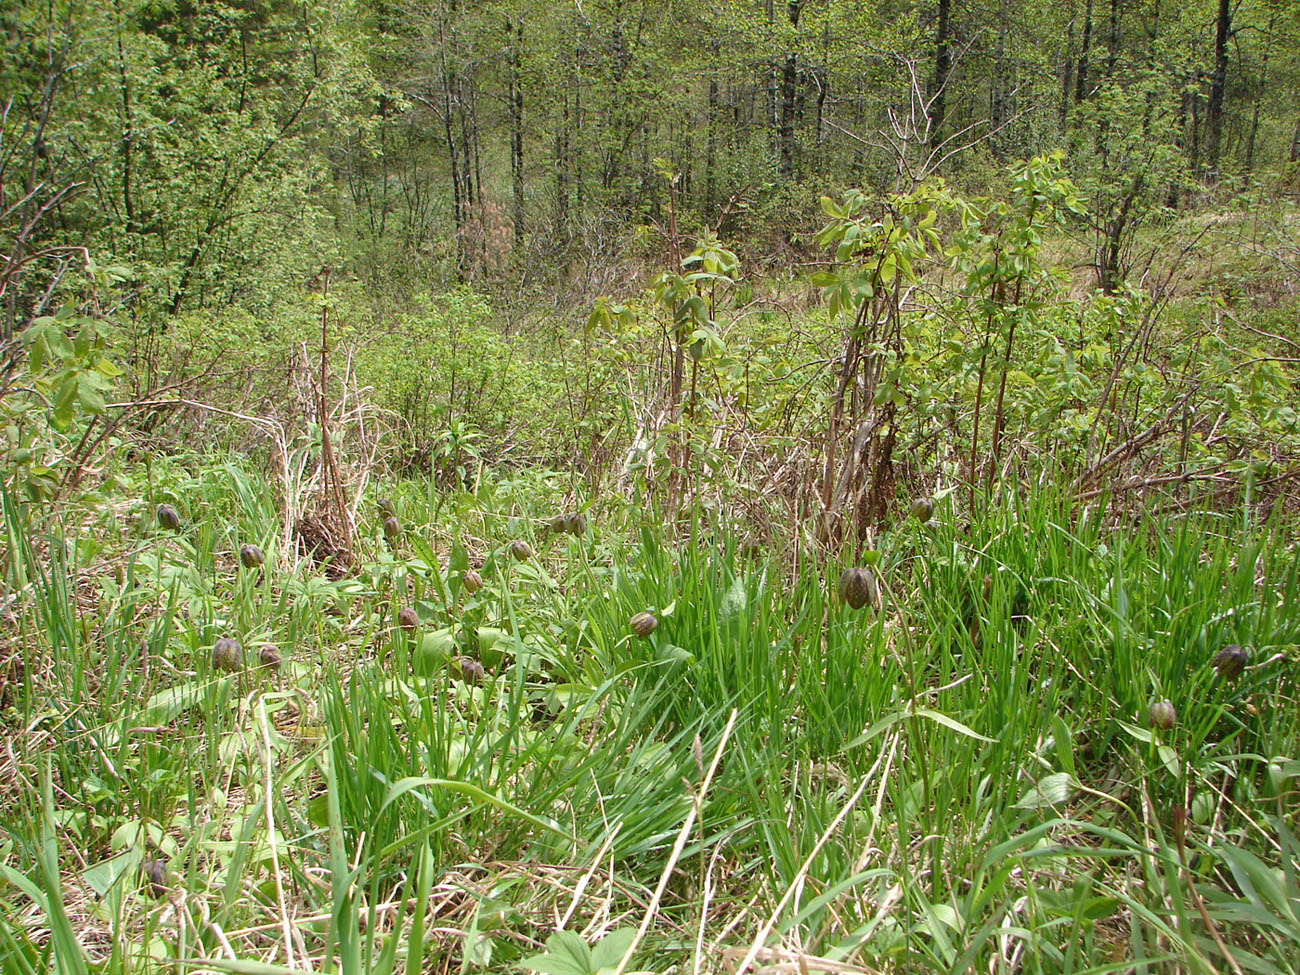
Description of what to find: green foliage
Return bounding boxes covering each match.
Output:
[521,928,645,975]
[1068,68,1192,290]
[651,233,740,354]
[354,288,564,473]
[22,302,122,430]
[2,262,128,501]
[3,441,1300,972]
[6,0,1299,333]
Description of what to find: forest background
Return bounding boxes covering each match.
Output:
[4,0,1300,485]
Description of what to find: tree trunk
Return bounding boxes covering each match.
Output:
[1243,9,1275,179]
[931,0,951,142]
[441,90,464,258]
[507,19,524,250]
[1169,82,1188,206]
[779,51,797,179]
[991,0,1008,145]
[1101,174,1141,293]
[115,7,138,239]
[1205,0,1230,180]
[850,94,867,181]
[1190,75,1202,175]
[1089,0,1120,160]
[377,95,390,238]
[776,0,804,180]
[4,34,65,339]
[554,47,573,242]
[1075,0,1093,103]
[765,0,778,158]
[1061,0,1076,125]
[814,66,827,145]
[554,114,567,241]
[461,83,479,209]
[573,48,584,220]
[1106,0,1120,77]
[705,41,719,212]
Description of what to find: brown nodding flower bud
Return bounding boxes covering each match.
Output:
[1148,699,1176,731]
[459,657,486,685]
[212,637,242,673]
[1212,644,1248,680]
[837,567,880,611]
[629,612,658,639]
[141,858,168,898]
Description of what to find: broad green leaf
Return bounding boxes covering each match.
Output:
[819,196,844,218]
[378,777,566,837]
[1217,846,1298,924]
[52,375,78,429]
[520,930,591,975]
[878,256,897,285]
[718,575,747,623]
[1050,715,1076,777]
[1015,772,1078,810]
[142,681,201,724]
[81,851,137,899]
[913,708,996,742]
[589,928,637,971]
[45,327,75,363]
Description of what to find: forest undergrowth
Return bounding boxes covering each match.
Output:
[3,168,1300,973]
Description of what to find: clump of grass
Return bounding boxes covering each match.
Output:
[1,466,1297,974]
